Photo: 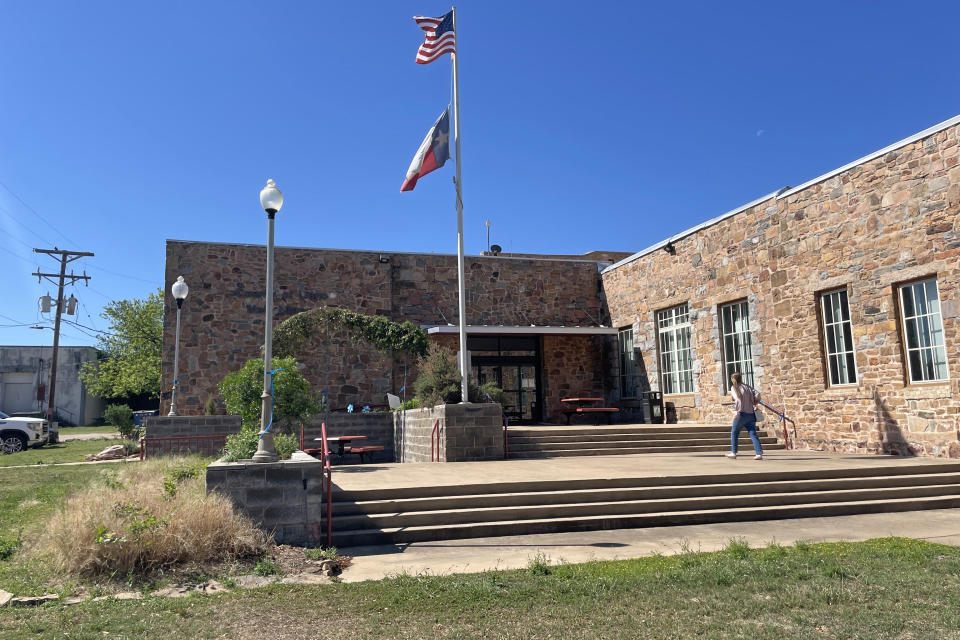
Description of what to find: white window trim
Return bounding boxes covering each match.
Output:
[820,289,859,388]
[719,300,755,392]
[618,327,638,399]
[898,278,950,384]
[657,304,694,395]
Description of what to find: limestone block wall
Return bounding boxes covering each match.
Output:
[206,453,325,546]
[603,120,960,456]
[394,403,503,462]
[162,244,608,416]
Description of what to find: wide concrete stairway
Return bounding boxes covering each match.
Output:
[327,461,960,547]
[506,424,785,459]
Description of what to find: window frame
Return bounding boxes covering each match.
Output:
[819,288,859,388]
[897,277,949,384]
[618,327,639,399]
[656,303,694,395]
[718,299,755,392]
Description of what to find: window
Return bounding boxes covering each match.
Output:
[720,300,754,390]
[657,304,694,394]
[618,328,638,398]
[899,278,948,383]
[820,289,858,386]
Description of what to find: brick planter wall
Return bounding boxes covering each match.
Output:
[395,403,504,462]
[205,452,325,546]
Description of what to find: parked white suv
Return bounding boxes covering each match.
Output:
[0,411,49,454]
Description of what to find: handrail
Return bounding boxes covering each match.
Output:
[320,421,332,548]
[503,416,509,458]
[758,399,798,449]
[430,419,441,462]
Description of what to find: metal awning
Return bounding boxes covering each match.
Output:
[422,325,617,336]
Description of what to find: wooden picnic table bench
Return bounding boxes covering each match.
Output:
[560,397,619,425]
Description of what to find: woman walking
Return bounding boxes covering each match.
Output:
[726,372,763,460]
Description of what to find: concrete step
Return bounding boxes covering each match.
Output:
[508,443,787,458]
[330,494,960,547]
[328,483,960,531]
[507,437,780,452]
[330,462,960,502]
[329,472,960,516]
[508,425,732,437]
[507,431,766,443]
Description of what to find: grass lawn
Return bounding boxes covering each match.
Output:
[0,439,128,468]
[0,464,111,594]
[1,537,960,639]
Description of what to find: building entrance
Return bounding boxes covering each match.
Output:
[469,336,541,424]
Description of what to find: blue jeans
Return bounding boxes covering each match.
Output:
[731,412,763,455]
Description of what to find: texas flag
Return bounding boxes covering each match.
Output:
[401,108,450,192]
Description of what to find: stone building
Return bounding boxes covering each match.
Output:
[162,244,628,423]
[603,114,959,456]
[164,113,959,456]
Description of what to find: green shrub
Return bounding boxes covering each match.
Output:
[304,546,338,562]
[0,532,21,560]
[103,404,141,440]
[162,460,207,498]
[204,397,218,416]
[413,345,506,407]
[254,556,281,576]
[218,357,321,432]
[219,429,299,462]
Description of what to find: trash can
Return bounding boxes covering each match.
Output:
[133,410,159,427]
[642,391,664,424]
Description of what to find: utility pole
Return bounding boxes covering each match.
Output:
[33,248,93,423]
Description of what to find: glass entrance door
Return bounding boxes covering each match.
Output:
[469,336,541,424]
[474,364,538,423]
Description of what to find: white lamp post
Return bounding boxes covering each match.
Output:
[168,276,189,416]
[252,179,283,462]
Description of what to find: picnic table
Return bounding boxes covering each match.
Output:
[560,397,619,425]
[313,435,385,463]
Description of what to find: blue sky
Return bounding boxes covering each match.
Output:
[1,1,959,347]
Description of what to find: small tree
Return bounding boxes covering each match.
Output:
[218,357,321,432]
[79,289,163,401]
[413,344,505,407]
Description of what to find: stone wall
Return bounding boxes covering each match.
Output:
[394,403,504,462]
[540,335,611,423]
[162,245,608,417]
[141,415,242,458]
[205,453,325,546]
[603,120,960,456]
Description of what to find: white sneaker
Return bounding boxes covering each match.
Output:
[725,452,737,459]
[754,454,763,461]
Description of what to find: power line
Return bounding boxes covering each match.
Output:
[0,202,57,247]
[0,178,78,247]
[79,261,158,285]
[0,245,36,266]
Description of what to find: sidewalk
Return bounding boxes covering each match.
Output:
[341,508,960,582]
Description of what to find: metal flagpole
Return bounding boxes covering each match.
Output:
[451,5,469,403]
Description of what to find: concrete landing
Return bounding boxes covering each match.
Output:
[340,507,960,583]
[331,450,960,493]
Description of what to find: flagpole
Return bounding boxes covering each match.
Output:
[451,5,469,404]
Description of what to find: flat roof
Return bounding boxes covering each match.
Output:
[603,112,960,275]
[423,325,618,336]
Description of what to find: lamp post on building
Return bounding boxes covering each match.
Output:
[168,276,189,416]
[252,179,283,463]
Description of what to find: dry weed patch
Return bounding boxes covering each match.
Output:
[39,457,267,577]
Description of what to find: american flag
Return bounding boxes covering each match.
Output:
[413,11,456,64]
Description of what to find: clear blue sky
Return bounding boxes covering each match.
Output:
[2,1,959,347]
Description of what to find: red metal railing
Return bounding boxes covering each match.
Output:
[430,419,441,462]
[320,421,332,548]
[503,416,509,458]
[139,434,228,460]
[758,400,798,449]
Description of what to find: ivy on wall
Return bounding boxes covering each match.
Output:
[272,307,429,360]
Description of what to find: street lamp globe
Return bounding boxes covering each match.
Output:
[171,276,189,303]
[259,179,284,214]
